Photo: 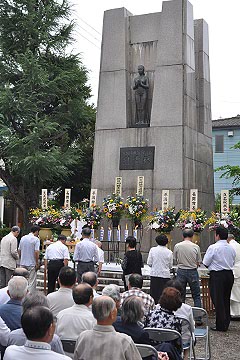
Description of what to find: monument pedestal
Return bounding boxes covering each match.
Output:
[92,1,214,251]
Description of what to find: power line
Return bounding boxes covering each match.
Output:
[75,30,101,49]
[76,15,102,36]
[76,23,101,44]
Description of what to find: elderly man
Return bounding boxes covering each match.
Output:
[47,266,76,316]
[0,276,28,330]
[228,234,240,317]
[82,272,100,299]
[0,267,29,305]
[73,227,99,282]
[203,226,236,331]
[0,226,20,288]
[44,234,70,294]
[8,292,64,354]
[4,306,71,360]
[56,283,96,341]
[73,296,141,360]
[18,225,40,293]
[121,273,155,314]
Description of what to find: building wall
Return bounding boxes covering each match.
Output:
[212,127,240,204]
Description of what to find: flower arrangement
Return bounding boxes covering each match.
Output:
[147,207,177,233]
[176,208,207,233]
[102,193,125,220]
[125,195,149,222]
[29,206,61,227]
[29,206,83,228]
[82,206,102,229]
[205,211,239,231]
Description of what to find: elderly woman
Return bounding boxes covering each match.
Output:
[113,295,149,344]
[147,234,173,304]
[102,284,121,315]
[145,287,182,332]
[114,296,169,360]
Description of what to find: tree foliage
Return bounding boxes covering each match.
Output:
[0,0,95,228]
[216,142,240,195]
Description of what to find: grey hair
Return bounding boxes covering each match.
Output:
[92,296,116,321]
[8,276,28,299]
[11,226,20,233]
[102,284,121,302]
[228,233,235,240]
[22,292,49,312]
[121,296,144,323]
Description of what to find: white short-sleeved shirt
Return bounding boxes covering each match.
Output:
[96,247,104,263]
[44,241,70,260]
[147,245,173,278]
[19,233,40,267]
[203,240,236,271]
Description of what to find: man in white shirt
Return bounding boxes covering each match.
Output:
[56,283,96,341]
[95,241,104,275]
[228,233,240,317]
[18,226,40,293]
[147,234,173,304]
[0,226,20,288]
[4,306,71,360]
[203,226,236,331]
[47,266,76,316]
[73,227,99,282]
[44,235,70,293]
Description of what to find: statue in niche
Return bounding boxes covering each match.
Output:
[133,65,149,125]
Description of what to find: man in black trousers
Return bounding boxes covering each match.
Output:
[203,226,236,331]
[44,234,70,293]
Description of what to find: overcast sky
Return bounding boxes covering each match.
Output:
[71,0,240,120]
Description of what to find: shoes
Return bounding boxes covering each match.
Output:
[210,327,218,331]
[210,326,227,332]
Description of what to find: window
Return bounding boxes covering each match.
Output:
[215,135,224,153]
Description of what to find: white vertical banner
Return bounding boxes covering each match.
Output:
[190,189,198,211]
[41,189,48,209]
[115,177,122,196]
[64,189,71,209]
[137,176,144,196]
[221,190,229,214]
[90,189,97,206]
[162,190,169,210]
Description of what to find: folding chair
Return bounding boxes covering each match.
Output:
[136,344,159,359]
[61,339,76,354]
[192,307,211,360]
[177,316,196,360]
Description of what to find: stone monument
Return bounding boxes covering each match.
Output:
[91,0,214,251]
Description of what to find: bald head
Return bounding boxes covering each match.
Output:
[12,267,29,279]
[72,283,93,306]
[82,272,97,288]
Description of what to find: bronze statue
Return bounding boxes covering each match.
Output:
[133,65,149,125]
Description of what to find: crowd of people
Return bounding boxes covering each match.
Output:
[0,224,239,359]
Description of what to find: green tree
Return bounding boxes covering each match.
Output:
[0,0,95,230]
[216,142,240,195]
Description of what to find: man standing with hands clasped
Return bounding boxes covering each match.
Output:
[203,225,236,332]
[173,229,202,309]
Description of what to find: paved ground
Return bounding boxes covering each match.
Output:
[208,317,240,360]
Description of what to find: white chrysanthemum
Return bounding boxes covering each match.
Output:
[151,222,160,229]
[220,220,228,228]
[185,223,193,229]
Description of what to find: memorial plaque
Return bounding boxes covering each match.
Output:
[119,147,155,170]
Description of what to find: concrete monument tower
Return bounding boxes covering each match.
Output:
[91,0,214,250]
